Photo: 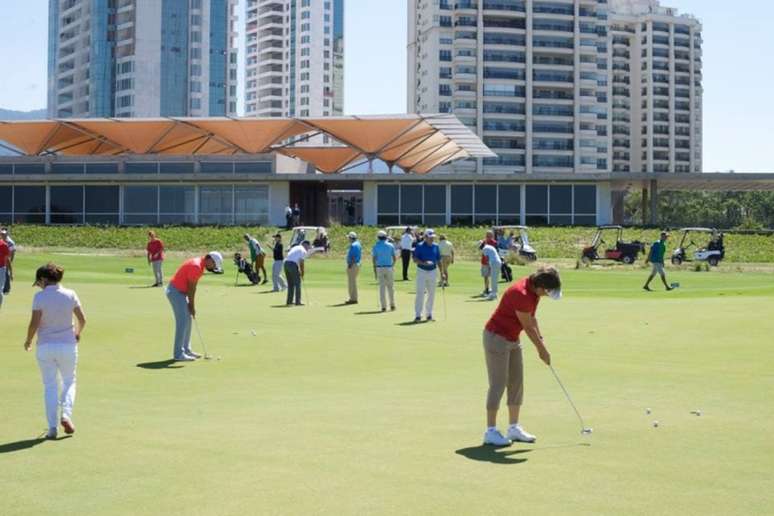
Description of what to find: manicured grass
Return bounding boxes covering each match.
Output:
[2,253,773,515]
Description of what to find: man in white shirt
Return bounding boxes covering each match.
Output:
[284,240,310,306]
[480,241,503,300]
[399,227,415,281]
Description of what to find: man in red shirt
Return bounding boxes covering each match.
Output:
[481,266,562,447]
[165,252,224,361]
[0,234,12,311]
[480,230,498,296]
[146,231,165,287]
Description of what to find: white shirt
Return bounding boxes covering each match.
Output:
[32,285,81,346]
[482,245,502,266]
[400,233,414,251]
[5,237,15,252]
[284,245,308,264]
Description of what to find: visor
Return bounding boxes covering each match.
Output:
[548,288,562,301]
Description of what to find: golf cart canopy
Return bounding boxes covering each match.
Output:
[680,227,716,233]
[493,225,529,231]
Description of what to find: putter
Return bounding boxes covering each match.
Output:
[441,282,447,321]
[549,365,592,435]
[234,267,239,287]
[192,318,213,360]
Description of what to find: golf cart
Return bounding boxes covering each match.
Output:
[289,226,330,252]
[385,226,418,251]
[492,225,538,264]
[671,228,725,266]
[581,225,645,265]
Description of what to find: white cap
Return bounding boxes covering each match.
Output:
[425,229,436,237]
[207,251,224,273]
[377,230,387,239]
[347,231,357,239]
[548,288,562,301]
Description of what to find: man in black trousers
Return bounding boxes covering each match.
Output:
[399,226,415,281]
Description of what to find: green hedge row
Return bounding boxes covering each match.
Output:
[7,224,774,263]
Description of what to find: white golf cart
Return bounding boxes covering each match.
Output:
[493,225,538,264]
[671,228,725,267]
[385,225,418,252]
[289,226,330,253]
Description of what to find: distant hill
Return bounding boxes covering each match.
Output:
[0,108,46,155]
[0,108,47,120]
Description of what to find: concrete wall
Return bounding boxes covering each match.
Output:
[269,181,290,226]
[362,182,377,225]
[596,182,613,225]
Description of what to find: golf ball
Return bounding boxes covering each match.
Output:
[250,330,257,336]
[645,408,651,415]
[582,428,593,435]
[652,421,659,428]
[691,410,702,416]
[216,356,222,361]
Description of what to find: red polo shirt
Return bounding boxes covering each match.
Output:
[0,240,9,267]
[170,257,205,293]
[485,277,540,342]
[146,238,165,262]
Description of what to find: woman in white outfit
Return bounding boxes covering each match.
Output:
[24,263,86,439]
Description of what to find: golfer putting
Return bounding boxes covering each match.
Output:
[165,252,224,361]
[284,240,310,306]
[482,266,562,447]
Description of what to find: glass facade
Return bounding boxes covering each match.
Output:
[160,0,191,116]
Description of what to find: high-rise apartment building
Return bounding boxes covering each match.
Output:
[609,0,702,173]
[244,0,344,118]
[47,0,238,119]
[408,0,702,174]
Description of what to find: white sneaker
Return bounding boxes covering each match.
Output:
[483,428,511,447]
[487,294,498,301]
[507,424,536,443]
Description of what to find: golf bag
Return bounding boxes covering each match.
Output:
[233,253,259,285]
[500,262,513,283]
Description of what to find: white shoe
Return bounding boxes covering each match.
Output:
[507,424,536,443]
[487,294,498,301]
[483,428,511,447]
[45,428,58,440]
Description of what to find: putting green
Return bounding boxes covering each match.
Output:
[2,252,773,515]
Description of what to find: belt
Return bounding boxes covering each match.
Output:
[418,265,437,271]
[376,265,393,268]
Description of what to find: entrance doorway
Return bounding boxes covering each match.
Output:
[289,181,363,227]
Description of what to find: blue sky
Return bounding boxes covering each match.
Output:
[0,0,772,172]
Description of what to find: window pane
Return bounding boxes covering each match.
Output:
[200,162,234,174]
[159,162,194,174]
[85,186,119,213]
[14,164,46,174]
[498,185,520,214]
[51,163,85,174]
[401,185,422,213]
[124,214,158,225]
[498,215,520,225]
[526,215,548,225]
[550,185,572,214]
[574,215,597,226]
[424,214,446,226]
[0,164,12,175]
[526,185,548,213]
[550,215,572,225]
[474,215,497,226]
[200,186,233,224]
[451,214,473,226]
[124,186,158,214]
[400,214,422,225]
[160,186,195,214]
[377,214,399,226]
[234,186,269,224]
[451,185,473,213]
[424,185,446,213]
[86,214,119,224]
[14,186,46,214]
[125,162,158,174]
[0,186,11,210]
[574,185,597,214]
[234,161,272,174]
[50,186,83,214]
[160,213,196,224]
[475,185,497,214]
[377,185,399,214]
[85,163,119,174]
[14,213,45,223]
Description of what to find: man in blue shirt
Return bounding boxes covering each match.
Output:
[412,229,441,322]
[345,232,362,304]
[372,230,397,312]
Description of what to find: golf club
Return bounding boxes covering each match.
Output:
[441,283,447,321]
[192,318,213,360]
[234,267,239,287]
[549,364,592,435]
[303,278,312,306]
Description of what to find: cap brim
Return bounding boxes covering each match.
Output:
[548,288,562,300]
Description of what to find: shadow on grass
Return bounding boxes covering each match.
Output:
[0,435,72,454]
[257,290,281,295]
[129,285,158,290]
[355,310,385,316]
[136,359,183,370]
[465,299,494,303]
[327,302,353,308]
[395,320,430,326]
[455,445,530,465]
[270,304,294,308]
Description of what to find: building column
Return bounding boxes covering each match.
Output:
[649,179,658,226]
[611,190,626,225]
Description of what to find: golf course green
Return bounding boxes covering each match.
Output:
[2,251,773,515]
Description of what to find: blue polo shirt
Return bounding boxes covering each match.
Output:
[372,240,395,267]
[413,241,441,271]
[347,241,362,265]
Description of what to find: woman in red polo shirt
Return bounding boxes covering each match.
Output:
[166,252,223,361]
[482,266,562,447]
[146,231,165,287]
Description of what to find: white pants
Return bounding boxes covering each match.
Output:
[490,262,502,297]
[0,266,5,309]
[36,343,78,430]
[152,260,163,285]
[272,261,287,291]
[376,267,395,309]
[415,268,437,318]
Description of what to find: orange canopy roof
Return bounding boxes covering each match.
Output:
[0,114,495,174]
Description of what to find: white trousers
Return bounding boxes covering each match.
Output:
[376,267,395,309]
[36,343,78,430]
[272,261,287,291]
[0,266,5,309]
[414,268,437,318]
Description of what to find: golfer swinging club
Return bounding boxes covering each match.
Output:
[166,252,224,361]
[482,266,562,447]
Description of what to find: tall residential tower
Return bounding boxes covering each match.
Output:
[244,0,344,118]
[47,0,238,118]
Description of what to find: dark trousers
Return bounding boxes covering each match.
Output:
[3,267,9,294]
[401,250,412,280]
[284,261,302,305]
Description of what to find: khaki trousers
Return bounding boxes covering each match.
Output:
[347,264,360,302]
[376,267,395,309]
[483,330,524,410]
